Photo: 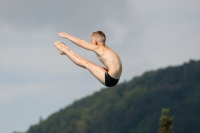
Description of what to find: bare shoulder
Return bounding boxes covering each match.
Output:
[94,45,113,54]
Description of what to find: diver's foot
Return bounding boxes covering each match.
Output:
[54,41,66,55]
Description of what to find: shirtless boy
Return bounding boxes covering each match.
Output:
[54,31,122,87]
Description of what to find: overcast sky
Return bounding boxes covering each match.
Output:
[0,0,200,133]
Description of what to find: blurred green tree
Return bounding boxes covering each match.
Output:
[158,108,173,133]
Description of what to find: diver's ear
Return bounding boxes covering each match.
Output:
[95,40,98,45]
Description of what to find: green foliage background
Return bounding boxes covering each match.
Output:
[27,60,200,133]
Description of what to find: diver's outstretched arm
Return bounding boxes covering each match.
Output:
[58,32,98,51]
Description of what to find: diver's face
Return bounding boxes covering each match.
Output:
[91,37,97,45]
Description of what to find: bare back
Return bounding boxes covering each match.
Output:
[94,45,122,79]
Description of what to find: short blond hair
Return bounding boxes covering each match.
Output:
[91,31,106,44]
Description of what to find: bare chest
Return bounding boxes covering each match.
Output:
[97,54,107,65]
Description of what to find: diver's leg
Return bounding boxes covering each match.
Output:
[54,41,107,84]
[54,41,88,68]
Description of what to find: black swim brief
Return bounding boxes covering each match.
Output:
[105,72,119,87]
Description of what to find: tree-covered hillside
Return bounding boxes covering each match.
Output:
[26,60,200,133]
